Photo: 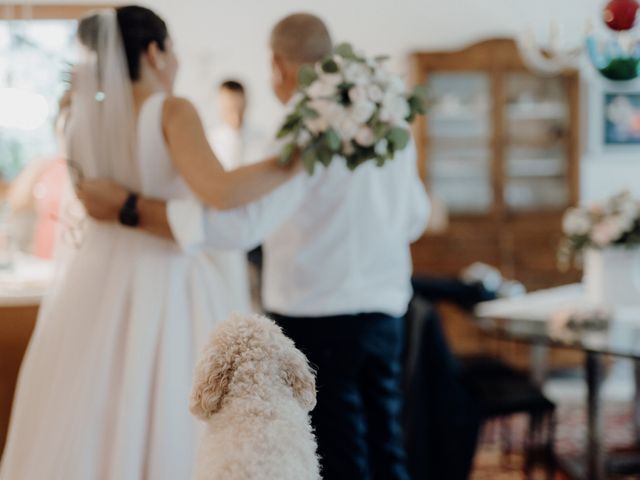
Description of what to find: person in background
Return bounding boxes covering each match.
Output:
[207,80,268,171]
[208,79,268,310]
[6,92,72,259]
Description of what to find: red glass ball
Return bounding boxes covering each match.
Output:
[603,0,639,31]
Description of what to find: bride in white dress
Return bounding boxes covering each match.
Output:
[0,6,298,479]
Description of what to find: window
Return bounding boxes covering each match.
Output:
[0,18,77,179]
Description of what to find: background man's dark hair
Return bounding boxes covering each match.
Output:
[219,80,245,95]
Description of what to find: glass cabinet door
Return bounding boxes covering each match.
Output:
[426,72,492,214]
[503,73,570,212]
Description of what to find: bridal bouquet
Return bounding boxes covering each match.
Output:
[558,191,640,268]
[277,43,428,174]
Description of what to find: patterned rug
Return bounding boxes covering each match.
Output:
[471,402,638,479]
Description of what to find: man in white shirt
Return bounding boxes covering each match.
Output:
[78,13,429,480]
[207,80,268,171]
[207,79,268,310]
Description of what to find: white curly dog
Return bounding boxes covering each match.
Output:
[190,314,320,480]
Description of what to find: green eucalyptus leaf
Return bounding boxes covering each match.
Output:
[298,65,319,88]
[388,127,410,150]
[276,128,290,139]
[277,117,303,139]
[318,147,333,167]
[412,84,430,100]
[302,147,316,175]
[334,42,356,59]
[322,59,339,73]
[300,106,320,119]
[280,142,296,166]
[280,113,302,130]
[325,129,341,151]
[408,95,426,115]
[373,123,388,139]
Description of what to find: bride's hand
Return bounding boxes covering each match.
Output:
[76,178,128,221]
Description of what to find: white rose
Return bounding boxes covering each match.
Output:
[380,93,410,125]
[349,100,376,124]
[354,126,376,147]
[590,218,623,247]
[618,196,639,227]
[325,72,343,86]
[307,75,341,99]
[324,103,349,131]
[336,116,360,141]
[366,84,384,103]
[343,62,371,86]
[297,129,312,147]
[562,208,591,236]
[375,138,388,156]
[373,66,391,85]
[308,98,332,118]
[387,75,406,94]
[305,115,329,135]
[349,86,368,104]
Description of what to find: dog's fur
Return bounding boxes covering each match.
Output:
[190,314,320,480]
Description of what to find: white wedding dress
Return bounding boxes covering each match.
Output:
[0,92,250,479]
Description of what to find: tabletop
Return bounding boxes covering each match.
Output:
[474,284,640,359]
[0,254,54,308]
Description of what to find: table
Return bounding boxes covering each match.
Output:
[0,255,53,456]
[475,284,640,480]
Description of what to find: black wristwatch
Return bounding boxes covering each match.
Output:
[118,193,140,227]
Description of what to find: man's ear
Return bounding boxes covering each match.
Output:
[272,53,285,84]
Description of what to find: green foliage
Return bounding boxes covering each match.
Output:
[298,65,319,88]
[279,142,297,166]
[388,128,410,150]
[301,146,317,175]
[412,84,430,102]
[278,42,433,175]
[299,106,320,119]
[325,129,341,151]
[321,59,339,73]
[334,43,357,60]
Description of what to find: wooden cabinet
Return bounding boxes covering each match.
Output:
[0,306,39,457]
[410,38,582,366]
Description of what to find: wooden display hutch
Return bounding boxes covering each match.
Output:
[411,38,582,368]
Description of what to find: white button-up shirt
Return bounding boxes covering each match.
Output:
[207,124,268,171]
[168,141,429,318]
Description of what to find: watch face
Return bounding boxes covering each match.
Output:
[119,209,140,227]
[119,193,140,227]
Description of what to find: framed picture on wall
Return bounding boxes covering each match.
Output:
[604,92,640,145]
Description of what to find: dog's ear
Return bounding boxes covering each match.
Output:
[282,346,317,411]
[190,341,235,419]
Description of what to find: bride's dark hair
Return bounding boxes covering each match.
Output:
[77,5,169,81]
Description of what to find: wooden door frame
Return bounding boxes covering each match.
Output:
[0,4,113,20]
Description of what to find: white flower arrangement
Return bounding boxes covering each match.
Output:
[559,191,640,268]
[277,43,428,174]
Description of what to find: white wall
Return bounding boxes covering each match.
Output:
[37,0,640,201]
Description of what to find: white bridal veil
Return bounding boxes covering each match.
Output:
[67,9,140,192]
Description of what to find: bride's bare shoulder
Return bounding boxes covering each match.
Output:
[162,95,201,127]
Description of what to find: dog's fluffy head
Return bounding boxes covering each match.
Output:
[190,314,316,419]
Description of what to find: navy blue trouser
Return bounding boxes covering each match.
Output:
[269,312,411,480]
